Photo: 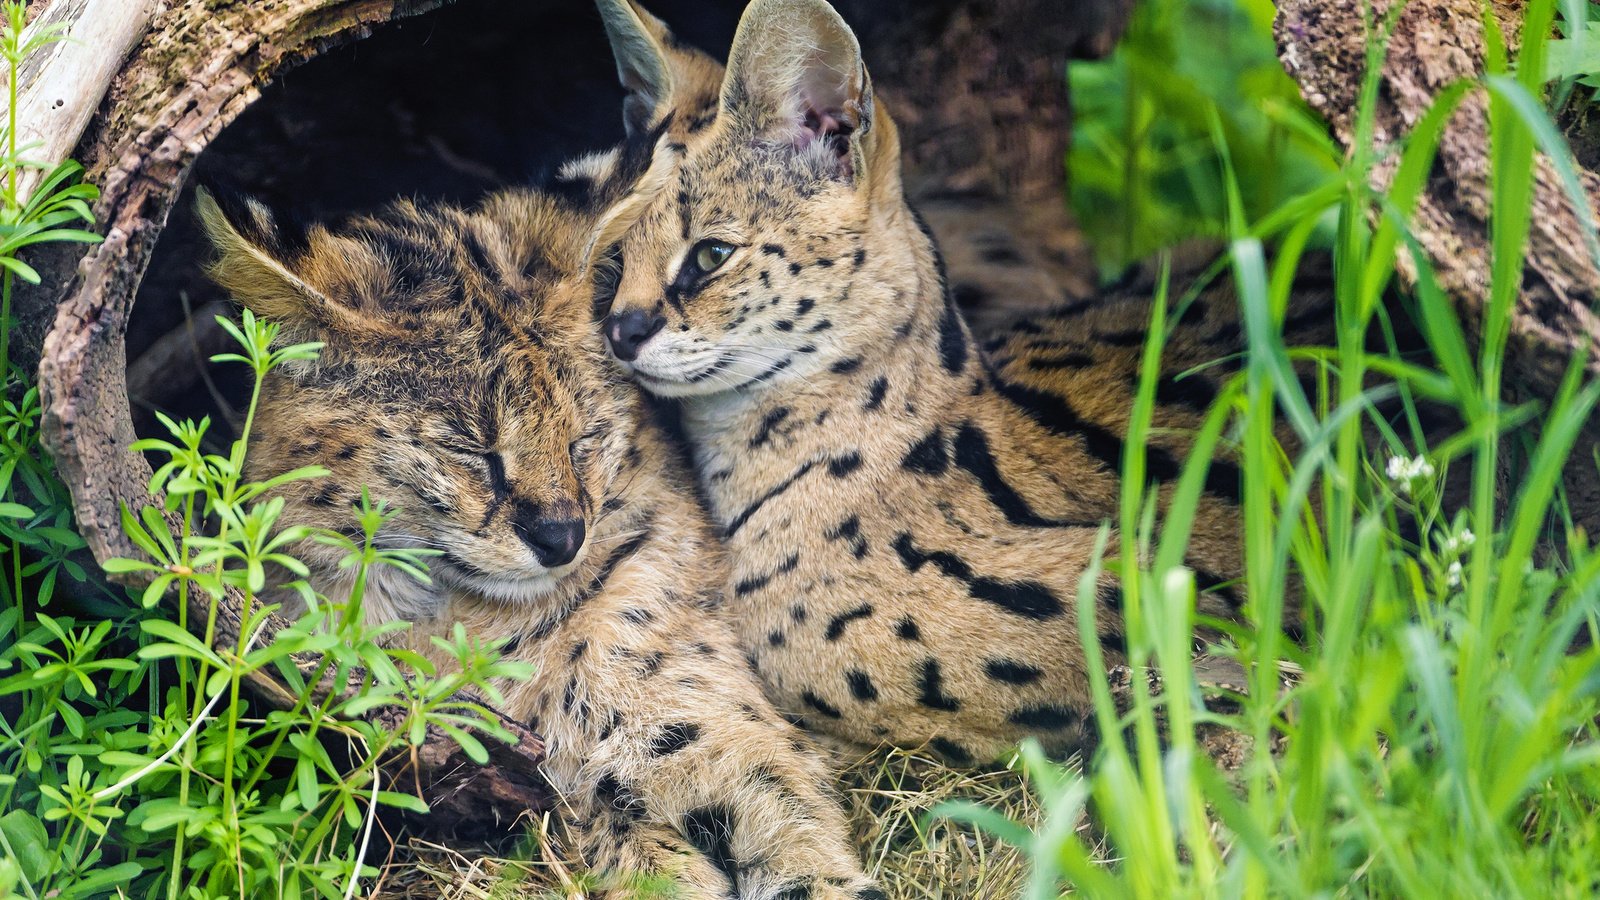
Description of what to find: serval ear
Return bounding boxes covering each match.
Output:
[596,0,722,137]
[719,0,882,181]
[579,126,683,276]
[196,187,367,338]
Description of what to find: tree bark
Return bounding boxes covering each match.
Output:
[1277,0,1600,393]
[1275,0,1600,535]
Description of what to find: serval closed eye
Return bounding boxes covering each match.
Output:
[196,145,879,898]
[595,0,1333,765]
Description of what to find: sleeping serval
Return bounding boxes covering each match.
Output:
[595,0,1334,764]
[196,144,879,898]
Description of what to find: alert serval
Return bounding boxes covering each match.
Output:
[595,0,1333,764]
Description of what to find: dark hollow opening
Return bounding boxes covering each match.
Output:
[129,0,756,447]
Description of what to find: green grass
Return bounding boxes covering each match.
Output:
[934,0,1600,895]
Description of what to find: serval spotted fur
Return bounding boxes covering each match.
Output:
[597,0,1333,764]
[197,145,879,898]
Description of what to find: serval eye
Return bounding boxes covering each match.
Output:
[693,240,735,274]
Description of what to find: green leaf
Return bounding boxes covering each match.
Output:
[437,722,489,764]
[0,809,50,881]
[63,862,147,895]
[139,618,206,646]
[0,254,39,284]
[246,464,332,497]
[1545,24,1600,79]
[294,753,321,811]
[135,625,219,665]
[96,750,158,769]
[338,694,394,717]
[141,573,176,608]
[341,792,362,829]
[3,227,101,249]
[374,790,430,814]
[132,798,201,833]
[30,525,83,549]
[57,700,85,736]
[1483,74,1600,272]
[37,565,57,605]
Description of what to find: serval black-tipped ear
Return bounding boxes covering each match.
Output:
[196,187,356,335]
[597,0,726,138]
[580,122,683,276]
[720,0,874,178]
[597,0,677,136]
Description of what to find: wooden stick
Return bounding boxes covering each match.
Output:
[5,0,159,204]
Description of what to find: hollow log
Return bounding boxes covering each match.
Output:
[15,0,1129,835]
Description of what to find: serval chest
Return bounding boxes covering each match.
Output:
[684,262,1295,763]
[679,297,1133,763]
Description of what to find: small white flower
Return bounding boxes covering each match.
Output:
[1439,527,1476,556]
[1447,560,1463,588]
[1386,455,1435,496]
[1386,456,1406,481]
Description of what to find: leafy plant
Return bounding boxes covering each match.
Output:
[0,0,105,640]
[0,5,532,891]
[1066,0,1337,275]
[5,305,534,899]
[937,0,1600,895]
